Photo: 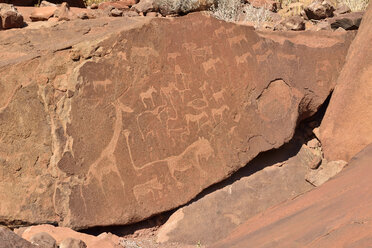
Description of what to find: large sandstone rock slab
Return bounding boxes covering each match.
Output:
[319,5,372,161]
[212,143,372,248]
[0,13,354,229]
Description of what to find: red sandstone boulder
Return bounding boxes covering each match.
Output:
[98,0,136,10]
[212,143,372,248]
[29,232,57,248]
[0,226,37,248]
[16,225,121,248]
[275,15,305,30]
[304,0,335,20]
[0,13,355,229]
[54,2,77,21]
[0,3,24,29]
[30,6,57,21]
[319,4,372,161]
[328,11,363,30]
[59,238,87,248]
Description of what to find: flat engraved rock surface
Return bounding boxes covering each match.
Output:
[0,14,355,228]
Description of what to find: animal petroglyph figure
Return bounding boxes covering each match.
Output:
[166,137,214,183]
[212,105,230,122]
[202,58,220,73]
[185,112,209,129]
[212,89,225,104]
[140,86,157,108]
[133,177,163,202]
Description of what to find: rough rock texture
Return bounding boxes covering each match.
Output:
[333,4,351,16]
[0,13,355,229]
[276,16,305,31]
[16,224,121,248]
[30,6,57,21]
[59,238,87,248]
[328,11,363,30]
[0,0,85,8]
[249,0,277,12]
[98,0,135,10]
[0,3,24,29]
[155,0,216,15]
[306,159,347,186]
[54,2,76,21]
[319,4,372,161]
[304,0,335,20]
[0,226,37,248]
[212,143,372,248]
[131,0,157,14]
[30,232,57,248]
[157,142,315,245]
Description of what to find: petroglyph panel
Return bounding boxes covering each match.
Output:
[0,13,355,228]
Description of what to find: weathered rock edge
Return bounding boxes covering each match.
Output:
[0,13,355,229]
[319,4,372,161]
[212,142,372,248]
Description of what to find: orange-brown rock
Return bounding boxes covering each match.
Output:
[249,0,278,12]
[0,3,24,29]
[157,143,315,245]
[30,6,57,21]
[0,13,355,228]
[0,0,85,7]
[319,5,372,161]
[15,225,121,248]
[0,226,37,248]
[98,0,136,10]
[212,143,372,248]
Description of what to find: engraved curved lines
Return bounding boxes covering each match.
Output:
[166,137,213,177]
[186,98,208,110]
[137,83,190,141]
[140,86,157,108]
[257,50,273,64]
[128,137,214,200]
[0,84,21,113]
[212,105,230,123]
[235,52,253,65]
[167,52,181,61]
[214,26,227,37]
[117,100,134,113]
[131,46,159,58]
[252,40,264,52]
[228,34,248,47]
[133,177,163,203]
[185,112,209,130]
[124,130,214,174]
[136,105,166,140]
[86,101,128,194]
[202,58,221,73]
[212,89,226,104]
[228,126,237,138]
[181,43,213,62]
[93,79,112,92]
